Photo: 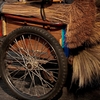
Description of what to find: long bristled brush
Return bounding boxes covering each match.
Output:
[65,0,100,87]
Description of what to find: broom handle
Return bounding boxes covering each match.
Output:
[61,26,69,57]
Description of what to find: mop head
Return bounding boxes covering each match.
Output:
[66,0,100,87]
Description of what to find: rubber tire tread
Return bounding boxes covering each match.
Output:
[0,26,68,100]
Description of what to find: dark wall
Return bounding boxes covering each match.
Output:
[96,0,100,7]
[64,0,74,4]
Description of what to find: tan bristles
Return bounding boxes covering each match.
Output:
[72,46,100,87]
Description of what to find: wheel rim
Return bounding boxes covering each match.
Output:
[4,33,60,98]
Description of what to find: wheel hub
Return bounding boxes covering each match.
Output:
[26,57,39,70]
[27,63,32,69]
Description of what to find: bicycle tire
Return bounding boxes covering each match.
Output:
[0,26,68,100]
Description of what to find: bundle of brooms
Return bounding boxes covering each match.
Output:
[2,0,100,87]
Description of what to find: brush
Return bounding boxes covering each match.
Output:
[66,0,100,87]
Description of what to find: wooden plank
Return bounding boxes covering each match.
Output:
[19,0,63,3]
[53,0,62,2]
[5,17,62,42]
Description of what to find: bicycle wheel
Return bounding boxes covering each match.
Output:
[0,26,68,100]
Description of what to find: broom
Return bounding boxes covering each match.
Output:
[66,0,100,87]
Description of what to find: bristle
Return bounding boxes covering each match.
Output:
[72,46,100,87]
[88,23,100,45]
[45,4,71,23]
[66,0,96,49]
[86,45,100,61]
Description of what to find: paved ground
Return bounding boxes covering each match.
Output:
[0,77,100,100]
